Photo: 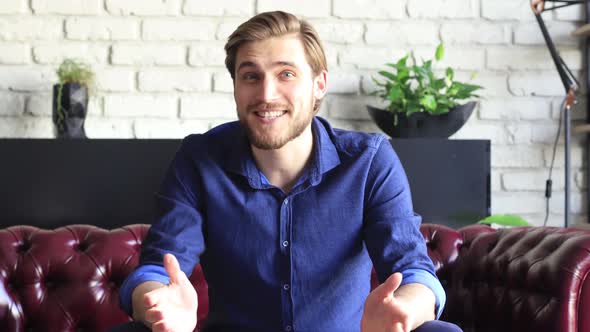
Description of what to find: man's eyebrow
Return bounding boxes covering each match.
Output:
[236,61,298,71]
[237,61,257,71]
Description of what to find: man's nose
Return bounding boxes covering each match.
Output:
[259,78,278,101]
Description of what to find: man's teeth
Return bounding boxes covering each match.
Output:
[257,111,285,119]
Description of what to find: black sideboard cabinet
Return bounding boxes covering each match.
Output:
[0,139,490,229]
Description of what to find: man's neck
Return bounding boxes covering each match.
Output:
[251,124,314,193]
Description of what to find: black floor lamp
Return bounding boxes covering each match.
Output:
[531,0,582,228]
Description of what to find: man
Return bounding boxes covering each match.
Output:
[114,11,462,332]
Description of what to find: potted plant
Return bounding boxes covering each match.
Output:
[368,44,483,138]
[52,58,94,139]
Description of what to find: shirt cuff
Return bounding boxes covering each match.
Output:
[400,269,446,319]
[119,264,170,316]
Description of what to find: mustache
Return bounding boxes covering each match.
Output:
[247,102,291,112]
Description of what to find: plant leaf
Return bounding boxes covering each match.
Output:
[396,55,409,69]
[452,82,483,99]
[421,95,437,111]
[378,70,397,81]
[435,44,445,61]
[388,86,404,101]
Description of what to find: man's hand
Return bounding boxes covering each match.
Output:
[142,254,199,332]
[361,273,435,332]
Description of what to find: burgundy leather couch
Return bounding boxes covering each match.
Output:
[1,223,590,332]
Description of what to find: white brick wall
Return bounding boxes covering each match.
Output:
[481,0,535,21]
[183,0,254,17]
[441,22,510,45]
[33,43,108,64]
[26,93,52,116]
[1,0,587,226]
[0,67,55,91]
[514,22,580,46]
[142,19,217,41]
[94,68,135,92]
[105,0,181,16]
[0,92,25,116]
[334,0,405,19]
[180,94,236,119]
[407,0,479,19]
[65,18,140,41]
[0,1,27,14]
[138,69,211,92]
[188,42,227,67]
[134,119,209,138]
[85,117,134,138]
[0,18,62,40]
[111,44,186,66]
[0,44,30,64]
[365,21,439,46]
[104,95,177,118]
[314,21,364,44]
[259,0,331,18]
[31,0,102,15]
[0,117,53,138]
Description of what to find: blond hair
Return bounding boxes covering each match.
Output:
[224,11,328,80]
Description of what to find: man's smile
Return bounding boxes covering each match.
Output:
[254,110,288,119]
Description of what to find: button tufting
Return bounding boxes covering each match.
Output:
[76,242,88,252]
[18,241,31,253]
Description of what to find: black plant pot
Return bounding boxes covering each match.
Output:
[52,83,88,139]
[367,101,476,138]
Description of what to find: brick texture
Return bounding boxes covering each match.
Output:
[259,0,331,18]
[31,0,102,15]
[0,1,27,14]
[66,18,139,41]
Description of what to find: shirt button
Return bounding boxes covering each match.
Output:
[283,283,290,291]
[284,199,289,205]
[282,240,289,247]
[285,325,292,331]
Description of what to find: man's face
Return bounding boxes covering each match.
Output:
[233,34,326,150]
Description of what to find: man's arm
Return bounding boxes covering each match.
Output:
[119,137,206,328]
[362,137,445,330]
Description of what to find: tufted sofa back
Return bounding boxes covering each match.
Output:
[1,223,590,331]
[421,223,590,332]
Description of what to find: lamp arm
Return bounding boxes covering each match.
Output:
[531,1,579,101]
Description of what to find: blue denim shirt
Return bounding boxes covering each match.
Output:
[120,117,445,331]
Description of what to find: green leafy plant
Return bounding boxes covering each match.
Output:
[54,59,94,132]
[56,58,94,86]
[372,44,483,124]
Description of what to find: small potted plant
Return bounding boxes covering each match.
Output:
[53,58,94,139]
[368,44,483,138]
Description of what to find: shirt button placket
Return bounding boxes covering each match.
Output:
[280,196,293,331]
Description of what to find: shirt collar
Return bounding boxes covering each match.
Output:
[224,117,341,189]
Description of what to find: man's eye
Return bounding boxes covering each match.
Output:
[281,71,295,79]
[242,73,259,81]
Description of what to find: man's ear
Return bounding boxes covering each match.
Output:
[313,70,328,100]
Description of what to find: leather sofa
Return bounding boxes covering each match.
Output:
[1,223,590,332]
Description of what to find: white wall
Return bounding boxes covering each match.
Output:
[0,0,587,226]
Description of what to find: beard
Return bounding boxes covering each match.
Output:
[238,99,316,150]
